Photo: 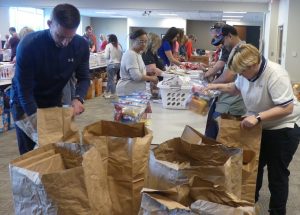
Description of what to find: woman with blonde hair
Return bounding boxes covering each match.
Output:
[142,32,164,98]
[142,32,164,76]
[203,43,300,215]
[11,27,34,63]
[19,27,34,40]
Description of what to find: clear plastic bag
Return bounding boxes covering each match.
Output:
[15,113,38,144]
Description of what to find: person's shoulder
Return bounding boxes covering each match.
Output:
[123,50,136,59]
[266,60,287,76]
[73,34,88,44]
[72,35,89,50]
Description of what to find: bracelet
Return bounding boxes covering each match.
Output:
[255,113,261,122]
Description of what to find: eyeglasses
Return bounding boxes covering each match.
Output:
[136,39,148,45]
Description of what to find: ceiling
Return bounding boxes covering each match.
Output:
[79,9,265,24]
[0,0,270,24]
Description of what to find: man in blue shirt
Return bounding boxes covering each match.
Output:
[11,4,90,154]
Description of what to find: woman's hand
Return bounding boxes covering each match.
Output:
[150,76,158,84]
[241,115,259,129]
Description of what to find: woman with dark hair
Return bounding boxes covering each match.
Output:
[116,29,158,96]
[104,34,123,98]
[157,27,182,66]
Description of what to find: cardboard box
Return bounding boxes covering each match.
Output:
[94,78,103,97]
[85,80,95,100]
[292,82,300,101]
[189,55,209,65]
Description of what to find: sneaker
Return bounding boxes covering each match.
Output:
[103,92,111,99]
[110,93,117,99]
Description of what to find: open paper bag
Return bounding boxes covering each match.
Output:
[37,107,80,146]
[9,142,112,215]
[217,115,262,203]
[140,179,256,215]
[147,125,243,199]
[82,120,153,215]
[139,187,191,215]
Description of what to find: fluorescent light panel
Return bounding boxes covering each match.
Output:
[222,18,241,21]
[222,15,243,18]
[96,11,115,14]
[223,11,247,14]
[110,15,126,18]
[158,13,178,16]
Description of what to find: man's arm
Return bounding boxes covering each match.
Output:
[204,60,225,78]
[212,68,236,83]
[15,40,38,116]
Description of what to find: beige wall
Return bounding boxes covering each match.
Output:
[186,20,216,51]
[0,7,10,42]
[91,17,127,51]
[285,0,300,81]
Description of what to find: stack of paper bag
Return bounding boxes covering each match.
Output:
[83,120,153,215]
[140,125,260,215]
[217,115,262,204]
[147,126,243,199]
[9,142,112,215]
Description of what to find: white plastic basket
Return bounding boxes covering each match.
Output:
[0,63,14,80]
[157,82,192,109]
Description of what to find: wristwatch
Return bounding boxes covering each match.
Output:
[74,95,85,104]
[255,113,261,122]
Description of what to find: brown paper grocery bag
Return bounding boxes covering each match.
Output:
[217,115,262,204]
[188,176,252,208]
[37,107,80,146]
[82,120,153,215]
[9,143,112,215]
[147,136,243,199]
[180,125,220,146]
[139,187,191,215]
[191,199,255,215]
[139,181,255,215]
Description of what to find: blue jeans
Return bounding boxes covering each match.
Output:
[106,63,120,94]
[205,98,221,139]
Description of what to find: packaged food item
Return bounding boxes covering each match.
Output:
[113,93,152,124]
[292,83,300,101]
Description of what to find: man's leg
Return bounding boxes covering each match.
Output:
[15,125,36,155]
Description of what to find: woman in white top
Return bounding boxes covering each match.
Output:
[116,29,158,96]
[104,34,122,98]
[204,44,300,215]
